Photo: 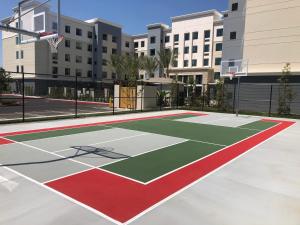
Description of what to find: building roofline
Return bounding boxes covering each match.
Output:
[147,23,170,30]
[85,18,122,28]
[171,9,223,22]
[132,33,148,38]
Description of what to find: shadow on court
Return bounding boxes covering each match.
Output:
[0,146,130,167]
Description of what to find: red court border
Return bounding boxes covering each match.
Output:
[45,119,294,223]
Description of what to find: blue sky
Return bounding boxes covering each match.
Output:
[0,0,228,66]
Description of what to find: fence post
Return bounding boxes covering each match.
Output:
[160,82,162,111]
[232,82,236,114]
[140,82,143,112]
[22,71,25,122]
[202,84,205,111]
[75,73,78,118]
[235,77,241,117]
[268,84,273,117]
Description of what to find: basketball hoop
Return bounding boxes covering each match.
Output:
[47,35,64,53]
[228,72,236,80]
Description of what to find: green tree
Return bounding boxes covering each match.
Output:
[156,48,177,78]
[0,68,12,95]
[278,63,295,115]
[109,54,125,81]
[141,56,158,79]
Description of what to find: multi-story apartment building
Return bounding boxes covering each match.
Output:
[222,0,300,81]
[133,10,225,85]
[1,1,134,95]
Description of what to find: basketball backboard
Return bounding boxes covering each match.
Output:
[221,59,248,78]
[0,0,62,47]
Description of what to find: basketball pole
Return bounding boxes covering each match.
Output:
[235,76,241,117]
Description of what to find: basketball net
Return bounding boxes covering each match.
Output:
[47,35,64,53]
[228,72,236,80]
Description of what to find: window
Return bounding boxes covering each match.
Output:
[20,65,24,73]
[184,47,189,54]
[216,43,223,51]
[125,41,130,48]
[173,48,178,55]
[216,28,223,37]
[150,49,155,56]
[112,73,116,79]
[16,36,19,45]
[102,71,107,78]
[203,58,209,66]
[192,32,198,40]
[229,60,235,67]
[65,25,70,33]
[215,57,222,65]
[87,70,92,77]
[232,2,238,11]
[230,31,237,40]
[16,51,19,59]
[150,36,156,44]
[112,48,117,54]
[112,36,117,43]
[184,60,189,67]
[141,52,145,56]
[76,69,82,76]
[141,41,145,47]
[102,46,107,53]
[76,41,82,50]
[192,59,197,67]
[52,66,58,74]
[52,22,57,31]
[204,30,211,39]
[173,60,178,67]
[65,68,70,76]
[102,59,107,66]
[21,50,24,59]
[184,33,190,41]
[87,31,93,39]
[52,53,58,60]
[88,44,92,52]
[16,65,19,73]
[204,44,210,53]
[76,28,82,36]
[165,36,170,43]
[16,22,19,28]
[192,46,198,53]
[65,54,70,62]
[174,34,179,42]
[214,72,221,80]
[196,75,202,84]
[134,53,138,58]
[87,57,92,65]
[103,34,107,40]
[76,56,82,63]
[134,42,139,48]
[65,39,71,48]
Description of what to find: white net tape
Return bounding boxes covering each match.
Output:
[47,36,64,53]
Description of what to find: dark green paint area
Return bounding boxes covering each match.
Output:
[101,141,221,182]
[239,121,277,131]
[6,125,110,142]
[112,119,257,146]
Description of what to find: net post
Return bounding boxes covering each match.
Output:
[22,71,25,122]
[75,72,78,118]
[268,84,273,117]
[235,76,241,117]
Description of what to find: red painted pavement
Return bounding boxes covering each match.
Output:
[46,119,294,223]
[0,138,14,145]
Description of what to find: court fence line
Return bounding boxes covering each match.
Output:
[0,71,300,123]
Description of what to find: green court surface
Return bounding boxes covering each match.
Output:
[102,140,221,182]
[239,121,277,131]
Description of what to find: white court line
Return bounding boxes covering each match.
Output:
[0,165,123,225]
[54,133,150,153]
[124,122,295,225]
[0,175,9,183]
[0,137,95,169]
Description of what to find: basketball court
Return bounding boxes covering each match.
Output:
[1,110,299,225]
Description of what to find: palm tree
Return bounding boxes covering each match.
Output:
[109,54,125,81]
[142,56,158,79]
[156,48,177,78]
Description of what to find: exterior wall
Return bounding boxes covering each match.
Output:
[243,0,300,74]
[122,34,134,55]
[222,0,246,63]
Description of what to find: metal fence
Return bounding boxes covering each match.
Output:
[1,71,300,123]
